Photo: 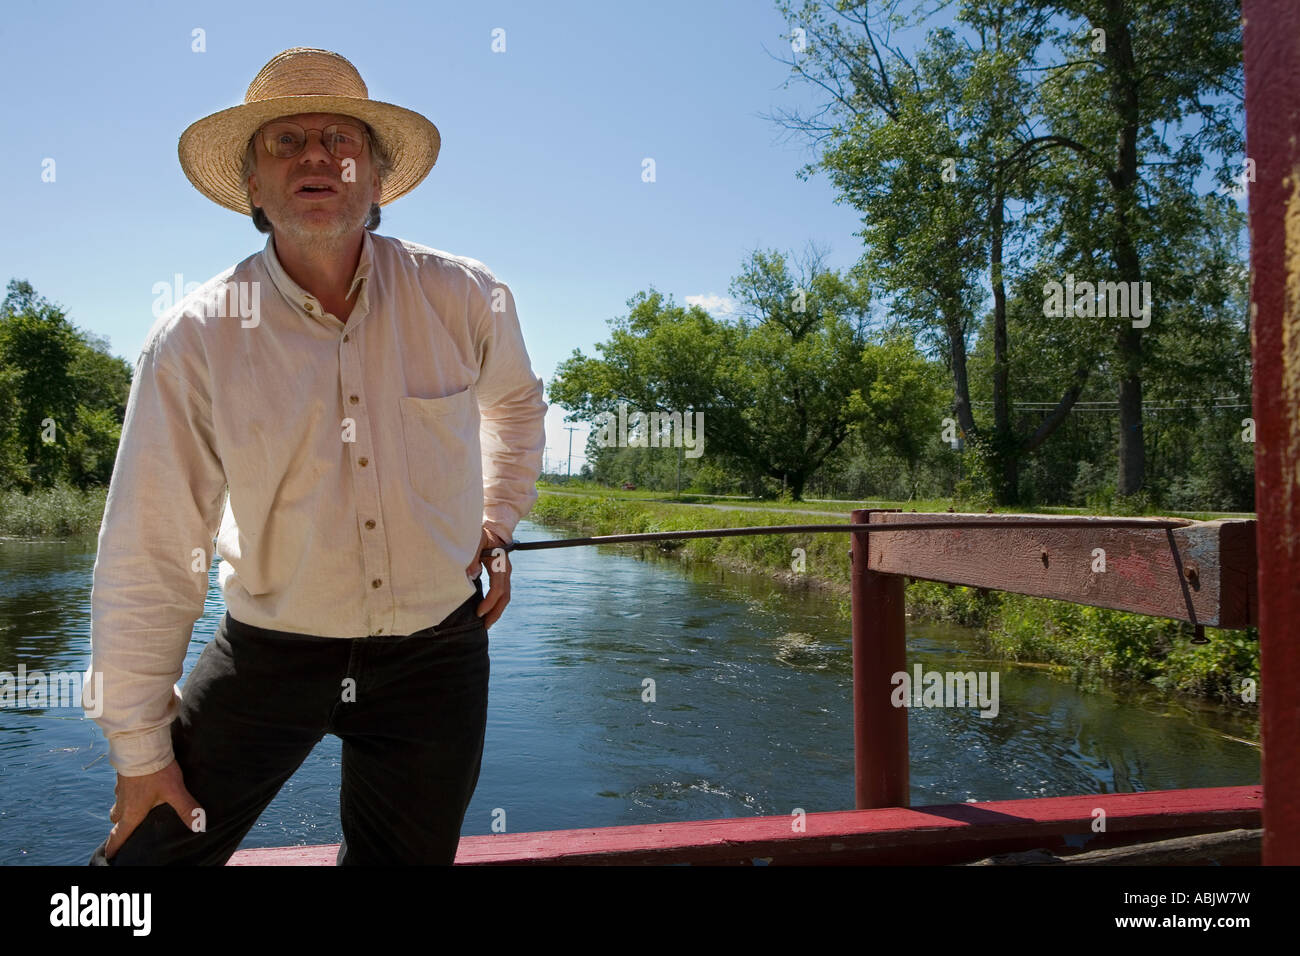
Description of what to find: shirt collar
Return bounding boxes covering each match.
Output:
[262,229,374,320]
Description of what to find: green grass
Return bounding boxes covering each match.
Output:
[535,481,1249,522]
[0,482,106,537]
[529,491,857,586]
[987,593,1259,704]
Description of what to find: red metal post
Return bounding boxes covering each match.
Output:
[1244,0,1300,865]
[850,508,909,809]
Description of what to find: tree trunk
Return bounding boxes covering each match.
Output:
[1117,338,1144,494]
[990,184,1018,505]
[790,472,806,501]
[947,299,977,440]
[1105,0,1146,496]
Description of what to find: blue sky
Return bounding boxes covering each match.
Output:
[2,0,869,474]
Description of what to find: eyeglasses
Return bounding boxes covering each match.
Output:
[259,121,369,160]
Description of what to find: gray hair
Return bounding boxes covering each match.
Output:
[240,121,396,233]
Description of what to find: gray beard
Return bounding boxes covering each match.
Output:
[275,216,360,252]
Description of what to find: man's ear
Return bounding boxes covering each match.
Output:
[248,171,261,206]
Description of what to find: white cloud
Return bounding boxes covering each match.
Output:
[685,293,738,315]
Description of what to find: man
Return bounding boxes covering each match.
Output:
[85,47,547,865]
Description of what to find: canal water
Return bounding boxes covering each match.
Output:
[0,520,1260,864]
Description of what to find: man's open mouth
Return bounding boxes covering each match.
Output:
[296,183,337,196]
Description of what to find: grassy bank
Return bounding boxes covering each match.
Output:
[526,490,1260,709]
[0,482,106,537]
[536,479,1247,521]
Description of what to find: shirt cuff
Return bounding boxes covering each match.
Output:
[108,726,176,777]
[482,514,518,545]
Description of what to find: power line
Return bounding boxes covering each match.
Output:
[969,400,1249,411]
[970,397,1246,404]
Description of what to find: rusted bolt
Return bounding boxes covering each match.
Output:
[1185,563,1200,589]
[1040,547,1049,567]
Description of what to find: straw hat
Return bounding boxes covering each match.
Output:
[178,47,440,215]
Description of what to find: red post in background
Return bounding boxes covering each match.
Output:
[850,508,908,809]
[1244,0,1300,865]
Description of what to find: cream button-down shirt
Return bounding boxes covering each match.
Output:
[87,230,547,775]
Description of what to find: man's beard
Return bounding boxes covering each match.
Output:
[281,217,355,251]
[269,192,369,248]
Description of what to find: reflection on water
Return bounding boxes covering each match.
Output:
[0,522,1260,864]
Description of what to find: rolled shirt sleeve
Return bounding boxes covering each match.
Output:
[85,341,228,776]
[471,274,547,544]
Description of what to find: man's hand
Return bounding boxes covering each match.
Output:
[104,759,203,860]
[465,525,511,628]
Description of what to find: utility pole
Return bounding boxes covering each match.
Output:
[564,426,580,478]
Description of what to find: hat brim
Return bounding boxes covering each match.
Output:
[178,95,440,216]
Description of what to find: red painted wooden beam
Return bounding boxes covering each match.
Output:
[850,508,908,809]
[866,513,1256,626]
[227,785,1260,865]
[1243,0,1300,865]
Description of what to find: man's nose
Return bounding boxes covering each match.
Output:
[297,130,336,164]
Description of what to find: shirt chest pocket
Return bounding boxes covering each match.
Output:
[398,386,479,507]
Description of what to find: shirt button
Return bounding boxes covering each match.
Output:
[371,578,382,588]
[358,457,368,467]
[375,627,383,634]
[304,302,314,311]
[350,395,359,404]
[365,519,376,529]
[343,334,350,342]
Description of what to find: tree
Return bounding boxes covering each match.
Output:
[0,281,79,488]
[0,280,134,490]
[1032,0,1244,495]
[769,0,1090,503]
[767,0,1244,502]
[549,248,937,500]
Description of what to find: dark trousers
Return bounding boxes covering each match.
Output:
[89,578,489,866]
